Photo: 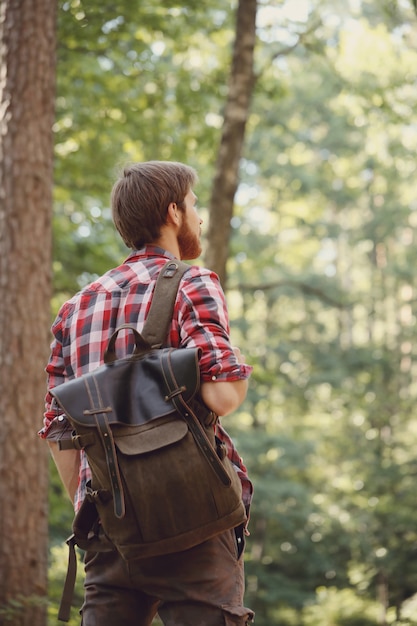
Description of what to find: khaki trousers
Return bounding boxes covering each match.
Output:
[81,527,254,626]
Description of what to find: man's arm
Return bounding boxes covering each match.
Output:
[201,378,248,417]
[200,346,249,416]
[48,442,80,503]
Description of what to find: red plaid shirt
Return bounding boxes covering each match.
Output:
[40,246,253,519]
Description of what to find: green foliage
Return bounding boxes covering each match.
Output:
[302,587,380,626]
[49,0,417,624]
[52,0,237,300]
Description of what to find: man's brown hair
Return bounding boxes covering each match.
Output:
[111,161,197,249]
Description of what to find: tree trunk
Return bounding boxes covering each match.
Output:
[204,0,257,286]
[0,0,56,624]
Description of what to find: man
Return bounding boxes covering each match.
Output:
[40,161,254,625]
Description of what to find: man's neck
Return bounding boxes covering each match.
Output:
[154,228,181,260]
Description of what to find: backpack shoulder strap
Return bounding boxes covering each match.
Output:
[141,259,190,348]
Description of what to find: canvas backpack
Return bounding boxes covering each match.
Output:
[51,260,247,622]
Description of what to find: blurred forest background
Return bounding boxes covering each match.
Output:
[2,0,417,624]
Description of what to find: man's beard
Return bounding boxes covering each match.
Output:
[177,219,202,260]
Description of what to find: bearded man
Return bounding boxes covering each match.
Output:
[40,161,254,626]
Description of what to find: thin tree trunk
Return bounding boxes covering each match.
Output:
[0,0,56,624]
[204,0,257,286]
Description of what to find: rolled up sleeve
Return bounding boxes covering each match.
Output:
[171,268,253,383]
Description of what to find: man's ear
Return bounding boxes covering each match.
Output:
[167,202,180,226]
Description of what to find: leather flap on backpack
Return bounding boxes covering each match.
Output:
[50,346,201,428]
[114,419,188,455]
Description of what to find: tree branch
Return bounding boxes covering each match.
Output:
[230,278,349,309]
[256,18,322,80]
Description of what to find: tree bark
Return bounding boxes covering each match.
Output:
[0,0,56,624]
[204,0,257,287]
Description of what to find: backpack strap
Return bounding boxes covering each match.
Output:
[160,352,232,486]
[57,535,78,622]
[142,259,190,347]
